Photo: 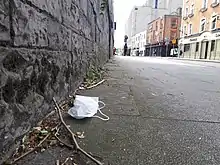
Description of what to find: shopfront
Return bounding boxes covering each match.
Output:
[179,31,220,60]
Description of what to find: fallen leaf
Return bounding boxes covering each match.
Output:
[41,148,46,152]
[78,132,85,139]
[40,130,48,135]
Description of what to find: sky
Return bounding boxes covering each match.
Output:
[113,0,147,48]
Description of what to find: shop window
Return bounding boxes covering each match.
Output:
[211,40,215,51]
[184,44,190,52]
[196,42,199,52]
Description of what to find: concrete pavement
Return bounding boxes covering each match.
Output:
[17,56,220,165]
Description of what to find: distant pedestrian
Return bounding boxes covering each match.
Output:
[179,49,183,57]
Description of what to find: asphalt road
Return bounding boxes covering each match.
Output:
[118,57,220,123]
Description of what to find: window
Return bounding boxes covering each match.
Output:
[185,7,189,16]
[211,16,217,30]
[184,25,187,35]
[196,42,199,52]
[189,24,192,34]
[171,18,177,28]
[184,44,190,52]
[156,21,158,30]
[200,19,206,32]
[170,31,177,40]
[190,4,194,14]
[202,0,208,8]
[212,0,219,3]
[211,40,215,51]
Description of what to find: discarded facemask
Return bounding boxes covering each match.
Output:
[68,95,109,121]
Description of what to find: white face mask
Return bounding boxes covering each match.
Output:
[68,95,109,121]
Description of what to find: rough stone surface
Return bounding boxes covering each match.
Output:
[0,0,10,42]
[0,0,114,163]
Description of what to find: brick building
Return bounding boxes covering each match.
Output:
[179,0,220,60]
[146,14,181,56]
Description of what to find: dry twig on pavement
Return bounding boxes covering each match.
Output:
[86,79,106,89]
[12,132,51,164]
[53,97,104,165]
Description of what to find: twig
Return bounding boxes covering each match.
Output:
[53,97,104,165]
[61,157,70,165]
[86,79,105,89]
[12,133,51,163]
[55,128,74,149]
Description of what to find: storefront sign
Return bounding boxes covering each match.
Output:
[190,38,197,41]
[216,33,220,38]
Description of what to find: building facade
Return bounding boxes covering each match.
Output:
[125,6,168,48]
[131,30,147,56]
[125,0,183,55]
[179,0,220,60]
[146,0,183,13]
[147,14,181,56]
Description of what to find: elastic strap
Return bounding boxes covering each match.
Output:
[93,101,110,121]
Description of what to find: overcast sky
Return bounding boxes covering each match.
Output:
[113,0,146,48]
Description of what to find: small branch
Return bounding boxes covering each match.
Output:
[61,157,70,165]
[12,133,51,163]
[86,79,106,89]
[55,128,74,149]
[53,97,104,165]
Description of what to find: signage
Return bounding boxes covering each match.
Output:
[216,33,220,38]
[172,39,176,44]
[190,38,197,41]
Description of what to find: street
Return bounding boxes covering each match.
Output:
[21,56,220,165]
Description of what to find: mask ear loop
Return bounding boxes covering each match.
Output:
[93,101,110,121]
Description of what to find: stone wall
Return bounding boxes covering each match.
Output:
[0,0,114,162]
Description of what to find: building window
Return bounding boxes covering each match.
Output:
[211,16,217,30]
[188,24,192,34]
[196,42,199,52]
[211,40,215,51]
[156,21,158,30]
[171,18,177,28]
[200,19,206,32]
[170,31,177,40]
[185,7,189,16]
[184,25,187,36]
[190,4,194,14]
[184,44,190,52]
[202,0,208,8]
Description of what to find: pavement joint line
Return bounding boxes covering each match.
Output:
[141,116,220,124]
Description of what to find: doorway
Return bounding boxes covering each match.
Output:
[204,41,209,59]
[200,41,209,59]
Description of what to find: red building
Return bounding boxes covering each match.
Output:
[146,14,181,56]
